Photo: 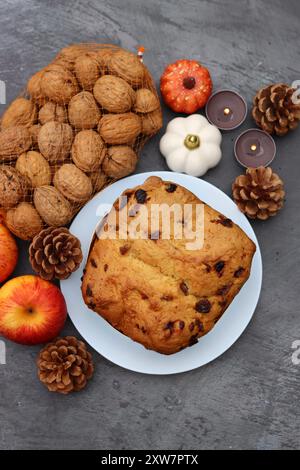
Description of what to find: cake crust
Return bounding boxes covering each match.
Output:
[82,176,256,355]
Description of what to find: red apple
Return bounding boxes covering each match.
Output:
[0,222,18,283]
[0,275,67,345]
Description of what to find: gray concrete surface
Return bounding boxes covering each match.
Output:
[0,0,299,450]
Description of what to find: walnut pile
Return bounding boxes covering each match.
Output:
[0,43,162,239]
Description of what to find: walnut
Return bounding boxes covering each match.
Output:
[54,163,93,203]
[68,91,101,130]
[134,89,160,113]
[16,151,51,188]
[53,44,88,71]
[95,46,119,72]
[38,121,73,161]
[6,202,43,240]
[74,52,101,91]
[28,124,41,149]
[0,166,27,209]
[141,108,163,136]
[71,129,106,171]
[39,102,68,125]
[89,171,108,192]
[109,49,145,87]
[27,70,45,105]
[93,75,135,113]
[0,126,32,162]
[1,98,37,128]
[34,185,73,226]
[98,113,141,145]
[102,146,138,179]
[40,64,79,104]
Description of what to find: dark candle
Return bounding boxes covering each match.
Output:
[234,129,276,168]
[205,89,247,130]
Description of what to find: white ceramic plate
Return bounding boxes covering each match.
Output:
[61,171,262,375]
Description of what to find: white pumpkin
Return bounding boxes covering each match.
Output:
[160,114,222,177]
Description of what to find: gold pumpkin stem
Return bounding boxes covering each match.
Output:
[184,134,200,150]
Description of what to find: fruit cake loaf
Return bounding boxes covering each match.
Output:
[82,176,256,355]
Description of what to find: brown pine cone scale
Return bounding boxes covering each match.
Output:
[252,83,300,136]
[37,336,94,394]
[232,166,285,220]
[29,226,83,280]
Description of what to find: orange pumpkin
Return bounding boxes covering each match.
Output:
[160,59,213,114]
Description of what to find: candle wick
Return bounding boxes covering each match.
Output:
[223,107,231,115]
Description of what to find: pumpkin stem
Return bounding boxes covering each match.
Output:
[184,134,200,150]
[183,76,196,89]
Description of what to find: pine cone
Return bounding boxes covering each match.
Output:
[37,336,94,394]
[252,83,300,136]
[29,227,83,280]
[232,167,285,220]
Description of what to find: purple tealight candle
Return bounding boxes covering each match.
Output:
[234,129,276,168]
[205,89,247,130]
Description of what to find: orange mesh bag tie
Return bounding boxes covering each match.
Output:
[0,43,163,240]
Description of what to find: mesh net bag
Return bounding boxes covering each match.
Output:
[0,44,162,240]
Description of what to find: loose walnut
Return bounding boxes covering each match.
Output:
[141,108,163,136]
[0,166,27,209]
[102,146,138,179]
[68,92,101,130]
[71,129,106,171]
[89,171,108,192]
[109,49,145,87]
[16,151,51,188]
[54,163,93,203]
[0,126,32,162]
[98,113,141,145]
[93,75,135,113]
[39,102,68,125]
[38,121,73,162]
[6,202,43,240]
[28,124,41,149]
[74,52,101,91]
[134,89,160,113]
[40,64,79,104]
[1,98,37,128]
[34,185,73,226]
